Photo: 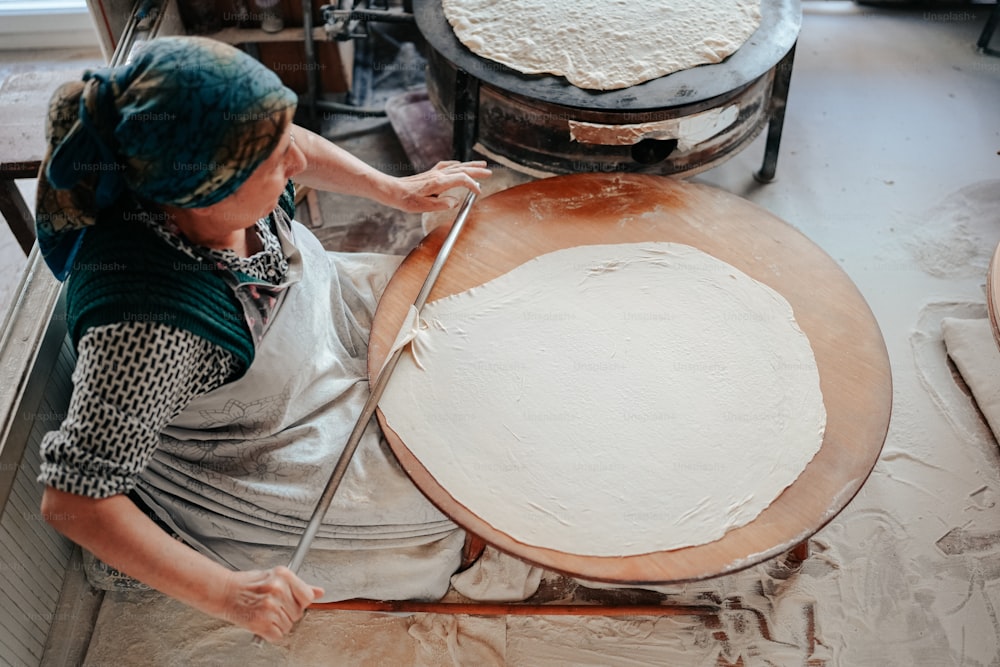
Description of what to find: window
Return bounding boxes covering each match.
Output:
[0,0,99,50]
[0,0,89,11]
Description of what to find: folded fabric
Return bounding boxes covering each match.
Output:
[941,317,1000,442]
[450,546,543,602]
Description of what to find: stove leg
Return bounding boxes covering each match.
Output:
[979,2,1000,56]
[452,68,480,162]
[754,42,796,184]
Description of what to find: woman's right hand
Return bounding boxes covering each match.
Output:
[40,489,324,644]
[217,566,324,643]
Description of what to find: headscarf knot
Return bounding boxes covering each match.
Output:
[36,36,298,280]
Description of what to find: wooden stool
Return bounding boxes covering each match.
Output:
[0,69,86,255]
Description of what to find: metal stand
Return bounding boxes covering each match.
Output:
[312,0,419,122]
[978,2,1000,57]
[754,42,797,183]
[451,68,480,161]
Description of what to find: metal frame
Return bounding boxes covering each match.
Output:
[755,42,797,183]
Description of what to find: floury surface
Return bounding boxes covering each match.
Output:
[21,2,1000,665]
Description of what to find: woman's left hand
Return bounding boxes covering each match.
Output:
[390,160,492,213]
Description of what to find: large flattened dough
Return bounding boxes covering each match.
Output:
[378,242,826,557]
[441,0,763,91]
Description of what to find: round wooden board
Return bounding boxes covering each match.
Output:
[368,173,891,585]
[988,242,1000,350]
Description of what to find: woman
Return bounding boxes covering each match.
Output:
[35,36,490,643]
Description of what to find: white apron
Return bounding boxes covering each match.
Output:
[135,215,464,602]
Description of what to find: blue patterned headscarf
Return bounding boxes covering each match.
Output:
[36,36,298,280]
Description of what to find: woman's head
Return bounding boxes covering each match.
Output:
[37,36,298,279]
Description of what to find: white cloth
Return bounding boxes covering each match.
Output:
[451,547,543,602]
[941,317,1000,442]
[134,217,464,602]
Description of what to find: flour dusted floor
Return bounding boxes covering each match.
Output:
[28,3,1000,665]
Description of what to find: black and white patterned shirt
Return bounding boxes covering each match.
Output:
[38,216,288,499]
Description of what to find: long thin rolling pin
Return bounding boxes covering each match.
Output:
[253,189,478,645]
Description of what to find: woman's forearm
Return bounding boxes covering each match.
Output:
[292,125,401,203]
[41,487,322,642]
[291,125,490,213]
[42,487,231,615]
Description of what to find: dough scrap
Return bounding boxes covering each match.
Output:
[441,0,763,91]
[379,242,826,557]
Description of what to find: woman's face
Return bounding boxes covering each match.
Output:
[216,125,307,226]
[174,123,306,248]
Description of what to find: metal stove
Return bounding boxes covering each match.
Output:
[413,0,801,181]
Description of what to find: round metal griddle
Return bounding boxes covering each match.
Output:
[414,0,802,177]
[368,174,892,584]
[414,0,800,110]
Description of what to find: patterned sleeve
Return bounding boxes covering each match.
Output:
[38,321,238,498]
